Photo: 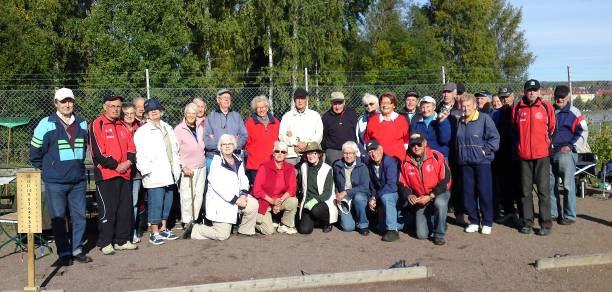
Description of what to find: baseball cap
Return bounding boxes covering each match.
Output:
[294,87,308,98]
[103,95,124,102]
[554,85,570,98]
[216,88,232,97]
[144,99,163,113]
[524,79,541,91]
[457,83,466,95]
[409,132,425,146]
[330,91,345,101]
[54,88,75,101]
[442,82,457,92]
[404,91,419,99]
[498,87,511,97]
[365,139,381,152]
[475,91,492,100]
[419,96,436,105]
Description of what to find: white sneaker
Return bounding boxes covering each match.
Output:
[464,224,479,233]
[277,225,298,235]
[132,234,141,243]
[481,225,492,235]
[272,222,279,228]
[114,241,138,250]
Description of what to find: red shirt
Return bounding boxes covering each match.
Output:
[252,159,297,215]
[364,112,410,161]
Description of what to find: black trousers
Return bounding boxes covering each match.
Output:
[95,177,133,247]
[520,158,552,229]
[297,202,330,234]
[493,159,521,217]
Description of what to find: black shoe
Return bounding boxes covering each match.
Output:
[322,225,333,233]
[358,228,370,236]
[382,230,399,242]
[537,227,551,236]
[58,256,73,266]
[73,252,93,263]
[558,218,575,225]
[432,237,446,246]
[182,223,194,239]
[519,226,532,234]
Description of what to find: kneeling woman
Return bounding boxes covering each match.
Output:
[190,134,258,240]
[297,142,338,234]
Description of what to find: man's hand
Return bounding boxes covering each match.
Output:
[236,196,247,208]
[438,110,450,121]
[415,195,431,205]
[295,141,308,153]
[182,166,193,177]
[272,205,281,214]
[560,145,572,153]
[408,194,418,205]
[336,191,347,201]
[116,161,131,174]
[286,130,293,138]
[368,197,377,211]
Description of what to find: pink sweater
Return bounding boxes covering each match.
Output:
[174,120,205,169]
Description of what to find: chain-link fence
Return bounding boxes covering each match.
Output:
[1,83,611,166]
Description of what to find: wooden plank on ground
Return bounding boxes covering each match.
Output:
[134,266,430,292]
[536,253,612,270]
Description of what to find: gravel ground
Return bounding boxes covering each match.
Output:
[0,195,610,291]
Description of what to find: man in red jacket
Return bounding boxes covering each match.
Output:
[512,79,556,236]
[89,95,139,254]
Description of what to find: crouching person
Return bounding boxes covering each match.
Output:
[399,132,451,246]
[364,139,403,242]
[190,134,258,240]
[253,141,299,235]
[333,141,371,235]
[297,142,338,234]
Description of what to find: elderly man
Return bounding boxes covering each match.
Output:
[322,92,358,165]
[364,139,402,242]
[204,88,248,169]
[401,91,420,124]
[89,95,138,254]
[30,88,92,266]
[399,132,451,245]
[279,87,324,165]
[133,97,146,123]
[436,82,462,119]
[513,79,556,236]
[550,85,588,225]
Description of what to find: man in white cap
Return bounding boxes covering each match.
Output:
[30,88,92,266]
[321,91,358,165]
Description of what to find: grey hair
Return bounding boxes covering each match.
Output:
[274,141,288,152]
[362,93,378,105]
[192,97,205,104]
[250,95,269,111]
[184,102,198,115]
[217,134,237,150]
[341,141,359,154]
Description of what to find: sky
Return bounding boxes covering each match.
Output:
[510,0,612,81]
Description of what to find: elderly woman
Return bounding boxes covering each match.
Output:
[244,95,280,184]
[134,99,181,245]
[355,93,379,160]
[190,134,258,240]
[121,103,143,243]
[456,95,500,235]
[364,92,410,161]
[192,97,207,127]
[252,141,298,235]
[174,103,206,229]
[410,96,452,158]
[296,142,337,234]
[333,141,371,235]
[491,95,502,110]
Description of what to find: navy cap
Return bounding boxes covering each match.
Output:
[524,79,541,91]
[554,85,570,98]
[104,95,124,102]
[365,139,381,152]
[294,87,308,98]
[144,99,163,113]
[498,87,511,97]
[409,132,425,146]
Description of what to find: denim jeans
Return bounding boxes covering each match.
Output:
[147,185,174,224]
[378,192,408,231]
[44,180,87,257]
[338,192,369,231]
[413,191,450,240]
[550,151,577,220]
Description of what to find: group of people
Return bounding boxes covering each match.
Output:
[29,79,588,266]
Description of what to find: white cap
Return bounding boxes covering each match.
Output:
[419,95,436,105]
[330,91,345,101]
[54,88,75,101]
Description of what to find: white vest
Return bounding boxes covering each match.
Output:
[299,162,338,224]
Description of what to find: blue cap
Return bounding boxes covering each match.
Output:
[144,99,163,113]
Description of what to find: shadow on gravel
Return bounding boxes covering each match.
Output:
[577,214,612,227]
[40,265,62,288]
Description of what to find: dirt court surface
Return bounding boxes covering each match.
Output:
[1,195,611,292]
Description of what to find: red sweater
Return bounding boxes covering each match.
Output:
[244,113,280,170]
[252,159,297,215]
[364,113,410,161]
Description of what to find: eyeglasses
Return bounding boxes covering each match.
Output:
[274,150,287,154]
[364,102,375,107]
[221,143,234,147]
[409,143,423,149]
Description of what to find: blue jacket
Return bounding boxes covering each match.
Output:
[410,113,451,157]
[332,159,370,198]
[366,154,399,198]
[204,107,248,153]
[552,103,588,152]
[30,113,88,183]
[455,112,500,165]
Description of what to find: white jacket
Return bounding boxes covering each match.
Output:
[205,154,254,224]
[134,120,181,188]
[279,108,323,158]
[298,162,338,224]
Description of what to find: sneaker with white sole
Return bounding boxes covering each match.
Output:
[464,224,479,233]
[481,225,492,235]
[149,234,165,245]
[277,225,298,235]
[101,244,115,255]
[132,234,141,243]
[114,241,138,250]
[159,229,178,240]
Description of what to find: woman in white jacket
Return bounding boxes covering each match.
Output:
[189,134,258,240]
[134,99,181,245]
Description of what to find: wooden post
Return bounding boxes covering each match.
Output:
[25,233,37,291]
[17,171,42,291]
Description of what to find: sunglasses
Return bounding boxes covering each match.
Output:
[363,102,375,107]
[274,150,287,154]
[409,143,423,148]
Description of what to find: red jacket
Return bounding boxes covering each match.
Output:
[252,159,297,215]
[244,113,280,170]
[364,112,410,161]
[512,97,556,160]
[398,148,451,202]
[89,114,136,181]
